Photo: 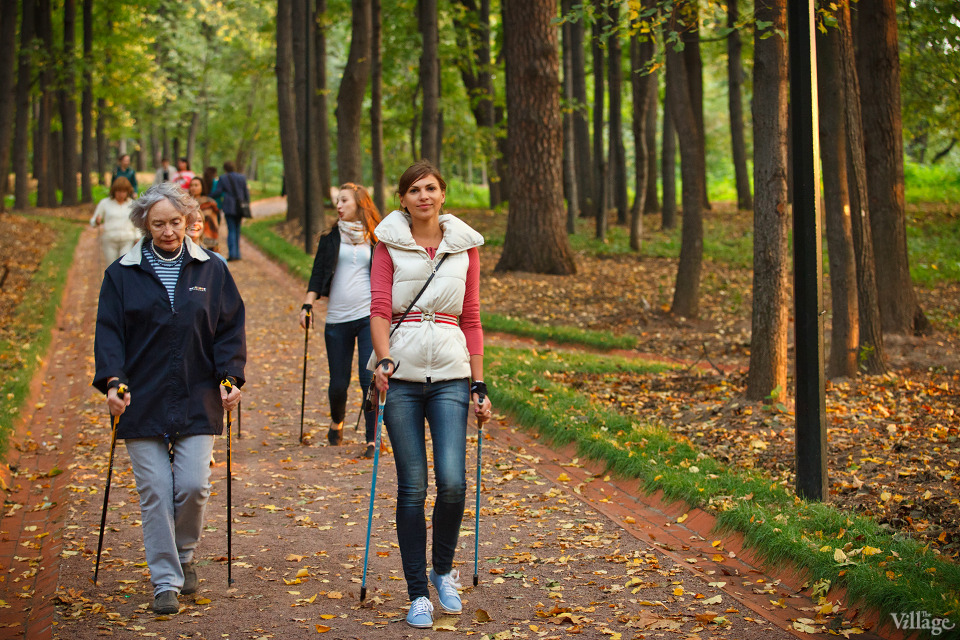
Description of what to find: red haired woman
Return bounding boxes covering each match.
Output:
[299,183,382,457]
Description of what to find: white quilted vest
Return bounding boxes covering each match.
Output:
[368,210,484,382]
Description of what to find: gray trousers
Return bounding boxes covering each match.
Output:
[125,435,215,596]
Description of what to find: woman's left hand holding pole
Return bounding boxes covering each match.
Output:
[221,378,241,411]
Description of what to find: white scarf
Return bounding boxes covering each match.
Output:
[338,219,367,245]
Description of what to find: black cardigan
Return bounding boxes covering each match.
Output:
[307,226,375,297]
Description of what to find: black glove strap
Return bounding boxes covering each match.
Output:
[301,303,312,312]
[376,358,397,373]
[221,375,238,390]
[470,381,488,399]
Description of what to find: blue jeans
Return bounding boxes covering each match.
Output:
[383,378,468,600]
[324,317,375,441]
[225,215,241,259]
[125,435,215,596]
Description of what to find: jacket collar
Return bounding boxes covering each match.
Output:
[375,209,484,255]
[120,236,210,266]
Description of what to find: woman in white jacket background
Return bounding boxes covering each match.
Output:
[370,160,492,629]
[90,177,139,264]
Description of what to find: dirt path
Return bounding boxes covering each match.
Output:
[0,217,896,639]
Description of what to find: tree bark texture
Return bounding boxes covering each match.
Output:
[293,0,323,229]
[80,0,92,202]
[316,0,332,205]
[661,85,676,229]
[36,0,55,207]
[371,0,384,213]
[607,1,627,225]
[839,1,887,374]
[629,23,655,251]
[817,22,859,379]
[336,0,371,184]
[746,0,789,400]
[727,0,752,210]
[276,0,305,225]
[419,0,441,166]
[591,0,604,222]
[452,0,499,208]
[561,0,579,233]
[643,78,659,213]
[59,0,79,206]
[496,0,576,275]
[856,0,928,335]
[569,7,591,214]
[666,11,704,319]
[682,4,709,211]
[14,0,35,209]
[0,0,18,210]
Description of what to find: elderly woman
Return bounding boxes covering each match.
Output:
[93,182,246,615]
[90,177,139,264]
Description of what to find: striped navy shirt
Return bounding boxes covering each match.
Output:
[143,241,184,308]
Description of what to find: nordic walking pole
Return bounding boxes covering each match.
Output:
[360,388,387,603]
[94,383,127,585]
[473,389,486,587]
[353,383,375,433]
[237,401,242,439]
[222,377,236,585]
[299,306,311,443]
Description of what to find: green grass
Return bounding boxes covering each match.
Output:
[240,214,313,280]
[0,216,83,461]
[444,180,492,210]
[3,185,111,209]
[908,212,960,286]
[482,312,640,350]
[905,161,960,204]
[486,346,960,631]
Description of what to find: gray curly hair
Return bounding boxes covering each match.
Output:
[129,182,201,237]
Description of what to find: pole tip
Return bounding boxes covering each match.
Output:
[360,586,367,602]
[473,575,478,587]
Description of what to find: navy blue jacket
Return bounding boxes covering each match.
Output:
[210,172,249,218]
[93,237,246,439]
[306,226,375,297]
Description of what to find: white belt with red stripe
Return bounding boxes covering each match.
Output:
[392,311,460,327]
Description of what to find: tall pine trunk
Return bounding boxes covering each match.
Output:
[607,1,627,225]
[817,21,859,378]
[666,7,704,318]
[682,6,709,211]
[727,0,752,210]
[856,0,928,334]
[315,0,332,204]
[839,0,886,374]
[80,0,92,202]
[561,0,579,232]
[497,0,576,275]
[591,0,605,227]
[276,0,305,225]
[14,0,36,210]
[628,19,654,251]
[371,0,384,212]
[643,75,659,213]
[419,0,441,165]
[336,0,371,183]
[0,0,18,210]
[746,0,789,400]
[569,7,591,214]
[661,73,677,229]
[36,0,55,207]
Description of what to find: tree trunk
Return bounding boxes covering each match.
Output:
[315,0,332,205]
[569,6,591,214]
[36,0,55,207]
[561,0,579,233]
[727,0,752,210]
[186,111,199,170]
[817,22,858,379]
[666,5,704,319]
[629,17,654,251]
[607,1,627,225]
[643,78,659,213]
[371,0,384,213]
[856,0,928,335]
[336,0,371,183]
[746,0,789,400]
[839,1,886,374]
[80,0,93,202]
[96,95,107,187]
[452,0,499,209]
[661,74,677,229]
[0,0,18,210]
[682,6,709,211]
[591,0,604,223]
[299,0,323,229]
[419,0,441,166]
[276,0,305,224]
[14,0,36,210]
[496,0,576,275]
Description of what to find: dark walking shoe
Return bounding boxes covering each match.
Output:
[153,590,180,614]
[181,562,198,595]
[362,443,375,459]
[327,428,343,446]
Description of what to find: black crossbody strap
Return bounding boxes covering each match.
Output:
[389,253,449,338]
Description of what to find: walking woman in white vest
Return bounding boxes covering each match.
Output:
[370,161,493,628]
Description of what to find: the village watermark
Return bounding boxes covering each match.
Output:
[890,611,956,636]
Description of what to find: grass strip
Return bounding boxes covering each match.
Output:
[241,214,313,281]
[486,345,960,630]
[0,217,83,460]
